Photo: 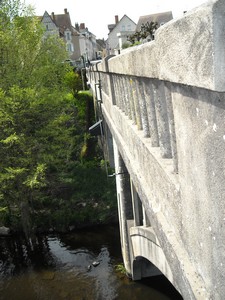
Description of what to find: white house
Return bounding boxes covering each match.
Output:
[106,15,136,55]
[79,23,97,63]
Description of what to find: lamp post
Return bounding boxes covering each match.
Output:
[80,55,85,90]
[80,55,85,68]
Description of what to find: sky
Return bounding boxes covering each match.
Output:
[25,0,208,39]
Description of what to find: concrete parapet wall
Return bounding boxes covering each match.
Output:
[98,0,225,91]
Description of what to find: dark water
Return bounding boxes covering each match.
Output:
[0,225,183,300]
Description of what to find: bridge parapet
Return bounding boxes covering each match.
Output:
[88,1,225,299]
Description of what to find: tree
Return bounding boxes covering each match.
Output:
[0,0,117,237]
[127,21,158,45]
[0,0,69,91]
[0,0,74,238]
[63,71,83,96]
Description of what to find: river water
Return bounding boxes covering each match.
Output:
[0,225,183,300]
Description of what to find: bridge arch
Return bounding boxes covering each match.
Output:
[132,256,162,280]
[130,226,174,285]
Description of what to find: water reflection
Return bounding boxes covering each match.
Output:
[0,225,183,300]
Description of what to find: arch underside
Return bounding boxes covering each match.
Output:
[130,226,174,285]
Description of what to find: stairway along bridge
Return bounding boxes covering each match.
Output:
[87,1,225,299]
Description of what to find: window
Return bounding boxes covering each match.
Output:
[66,31,71,40]
[127,24,131,31]
[121,25,125,31]
[66,43,74,52]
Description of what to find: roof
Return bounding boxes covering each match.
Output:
[108,15,136,36]
[53,13,72,34]
[96,39,106,49]
[41,10,80,36]
[136,11,173,32]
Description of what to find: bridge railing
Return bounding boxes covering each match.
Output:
[90,69,178,170]
[88,1,225,298]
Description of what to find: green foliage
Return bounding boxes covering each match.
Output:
[122,42,131,49]
[115,263,127,275]
[0,0,70,91]
[0,206,9,226]
[127,21,158,45]
[0,0,117,235]
[64,71,83,96]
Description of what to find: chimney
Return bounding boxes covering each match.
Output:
[51,12,55,20]
[115,15,119,24]
[64,8,68,14]
[80,23,85,30]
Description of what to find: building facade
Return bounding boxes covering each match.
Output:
[41,9,98,67]
[106,15,136,55]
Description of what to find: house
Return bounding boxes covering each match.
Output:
[106,15,136,55]
[78,23,97,63]
[96,39,107,59]
[41,9,97,67]
[41,9,81,65]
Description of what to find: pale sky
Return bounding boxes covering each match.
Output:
[25,0,208,39]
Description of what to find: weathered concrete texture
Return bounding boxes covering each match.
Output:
[88,1,225,298]
[101,92,210,299]
[104,0,225,91]
[172,83,225,299]
[130,226,174,283]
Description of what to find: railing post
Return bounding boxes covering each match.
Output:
[143,79,159,147]
[128,77,137,124]
[124,77,132,119]
[153,80,172,158]
[164,82,178,173]
[136,78,150,137]
[133,78,143,130]
[104,55,116,105]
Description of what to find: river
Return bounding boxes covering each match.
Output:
[0,224,183,300]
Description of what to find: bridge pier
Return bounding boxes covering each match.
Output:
[130,180,142,226]
[113,140,133,276]
[113,142,161,281]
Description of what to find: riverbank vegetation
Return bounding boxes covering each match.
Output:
[0,0,117,238]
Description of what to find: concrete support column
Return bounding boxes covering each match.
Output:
[130,180,141,226]
[113,140,132,276]
[142,205,151,227]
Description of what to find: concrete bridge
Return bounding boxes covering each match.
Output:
[87,1,225,299]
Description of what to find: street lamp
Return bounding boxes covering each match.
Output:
[80,55,85,68]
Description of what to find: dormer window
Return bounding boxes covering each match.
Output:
[65,30,71,41]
